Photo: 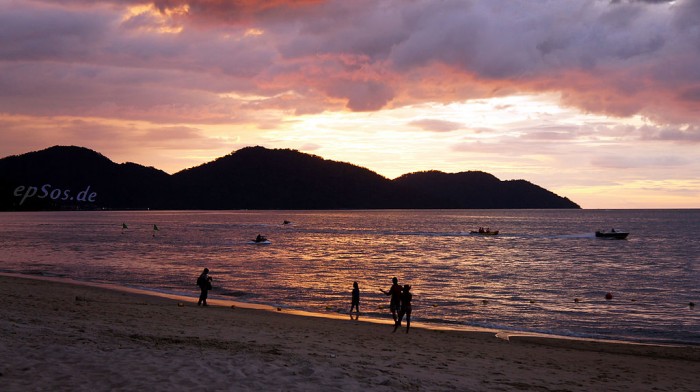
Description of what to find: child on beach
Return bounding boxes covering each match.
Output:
[350,281,360,315]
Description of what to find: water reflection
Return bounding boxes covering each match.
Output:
[0,209,698,344]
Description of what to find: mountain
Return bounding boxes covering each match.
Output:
[0,146,580,210]
[393,170,579,209]
[171,146,400,209]
[0,146,171,210]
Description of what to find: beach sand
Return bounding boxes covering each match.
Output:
[1,275,698,391]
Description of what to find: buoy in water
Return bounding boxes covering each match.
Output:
[482,300,489,305]
[605,292,613,300]
[690,302,696,308]
[574,298,580,303]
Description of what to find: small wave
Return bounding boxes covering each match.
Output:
[19,270,69,278]
[217,289,249,298]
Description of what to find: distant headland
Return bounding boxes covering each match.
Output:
[0,146,580,211]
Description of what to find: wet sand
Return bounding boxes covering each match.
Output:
[0,274,698,391]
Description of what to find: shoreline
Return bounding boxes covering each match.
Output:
[1,273,699,391]
[2,271,697,349]
[3,271,697,349]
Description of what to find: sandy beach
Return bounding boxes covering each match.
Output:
[1,274,698,391]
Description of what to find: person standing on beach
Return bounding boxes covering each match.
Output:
[393,284,413,333]
[380,277,402,322]
[197,268,212,306]
[350,281,360,315]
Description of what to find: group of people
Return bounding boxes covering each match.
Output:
[379,277,413,333]
[196,269,412,333]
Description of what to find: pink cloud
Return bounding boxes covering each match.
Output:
[409,119,463,133]
[0,0,698,131]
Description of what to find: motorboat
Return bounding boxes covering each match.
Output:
[595,230,629,239]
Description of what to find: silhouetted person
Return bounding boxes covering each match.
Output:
[255,234,266,242]
[350,281,360,316]
[393,284,413,333]
[197,268,212,306]
[380,277,402,322]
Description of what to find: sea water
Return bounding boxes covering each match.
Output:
[0,209,698,345]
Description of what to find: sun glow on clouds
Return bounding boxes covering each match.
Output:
[255,93,699,208]
[244,28,264,37]
[270,93,623,175]
[1,0,699,208]
[562,179,700,210]
[123,4,189,34]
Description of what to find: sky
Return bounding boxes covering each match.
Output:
[1,0,699,209]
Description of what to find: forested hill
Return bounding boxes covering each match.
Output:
[0,146,580,210]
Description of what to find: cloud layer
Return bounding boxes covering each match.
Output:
[2,0,698,124]
[1,0,699,207]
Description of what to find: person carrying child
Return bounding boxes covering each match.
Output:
[196,268,213,306]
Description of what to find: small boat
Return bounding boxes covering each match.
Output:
[250,234,270,244]
[469,229,499,236]
[595,230,629,239]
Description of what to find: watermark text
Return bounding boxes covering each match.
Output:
[13,184,97,206]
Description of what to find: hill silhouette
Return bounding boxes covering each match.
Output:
[394,171,578,209]
[171,146,400,209]
[0,146,580,210]
[0,146,171,210]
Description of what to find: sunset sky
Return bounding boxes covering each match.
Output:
[1,0,699,209]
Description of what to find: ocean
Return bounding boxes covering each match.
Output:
[1,209,698,345]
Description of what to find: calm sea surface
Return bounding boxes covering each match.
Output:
[0,209,698,345]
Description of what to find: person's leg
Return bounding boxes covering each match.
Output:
[394,310,405,332]
[405,312,411,333]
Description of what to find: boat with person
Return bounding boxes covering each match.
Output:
[595,229,629,239]
[250,234,271,244]
[469,227,499,236]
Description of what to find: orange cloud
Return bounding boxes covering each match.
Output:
[152,0,325,25]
